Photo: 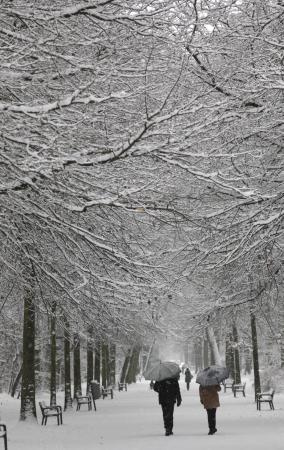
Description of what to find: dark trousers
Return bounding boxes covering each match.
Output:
[186,382,190,391]
[206,408,216,431]
[161,402,174,431]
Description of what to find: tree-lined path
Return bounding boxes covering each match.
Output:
[0,0,283,441]
[2,377,284,450]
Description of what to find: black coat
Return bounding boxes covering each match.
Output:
[153,378,182,405]
[185,369,193,382]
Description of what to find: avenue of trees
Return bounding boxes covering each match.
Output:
[0,0,283,421]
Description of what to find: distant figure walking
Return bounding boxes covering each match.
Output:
[199,384,221,435]
[154,376,182,436]
[184,368,193,390]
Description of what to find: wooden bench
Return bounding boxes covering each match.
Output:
[223,379,234,392]
[118,382,127,392]
[0,424,7,450]
[232,382,246,397]
[256,389,275,410]
[101,387,114,399]
[75,394,92,411]
[39,401,63,425]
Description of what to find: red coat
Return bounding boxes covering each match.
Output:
[199,385,221,409]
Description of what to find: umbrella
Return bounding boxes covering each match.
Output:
[196,365,229,386]
[144,361,180,382]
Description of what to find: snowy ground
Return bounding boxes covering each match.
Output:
[1,375,284,450]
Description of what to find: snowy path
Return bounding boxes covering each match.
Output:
[1,379,284,450]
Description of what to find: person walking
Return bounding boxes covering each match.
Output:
[184,367,193,390]
[154,376,182,436]
[199,384,221,435]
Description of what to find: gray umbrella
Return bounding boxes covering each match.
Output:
[196,365,229,386]
[144,361,180,382]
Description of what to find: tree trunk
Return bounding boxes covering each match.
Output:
[203,340,209,368]
[101,342,108,388]
[206,326,222,366]
[11,365,22,398]
[109,343,116,386]
[86,328,94,394]
[244,346,252,374]
[50,301,57,406]
[20,285,37,421]
[94,339,101,383]
[194,339,203,372]
[143,339,155,373]
[183,342,189,367]
[73,333,82,397]
[64,321,72,410]
[250,310,261,400]
[125,346,140,384]
[232,324,241,384]
[210,346,216,365]
[225,335,234,377]
[280,296,284,368]
[120,349,131,383]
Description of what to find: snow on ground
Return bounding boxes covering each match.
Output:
[1,375,284,450]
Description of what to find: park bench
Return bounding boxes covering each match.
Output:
[256,388,275,410]
[118,382,127,391]
[232,382,246,397]
[75,394,92,411]
[39,401,63,426]
[0,424,7,450]
[101,387,114,399]
[223,379,234,392]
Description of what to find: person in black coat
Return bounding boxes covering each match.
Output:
[184,368,193,391]
[153,376,182,436]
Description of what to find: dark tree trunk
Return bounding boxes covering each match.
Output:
[86,327,94,394]
[232,324,241,384]
[120,349,131,383]
[20,286,37,421]
[105,344,110,386]
[250,311,261,400]
[73,333,82,397]
[101,342,109,388]
[94,339,101,384]
[280,297,284,368]
[50,301,57,407]
[126,346,141,384]
[109,343,116,386]
[64,321,72,410]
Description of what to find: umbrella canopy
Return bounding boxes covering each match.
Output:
[196,365,229,386]
[144,361,180,382]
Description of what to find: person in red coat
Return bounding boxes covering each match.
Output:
[199,384,221,435]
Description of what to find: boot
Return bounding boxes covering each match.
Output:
[208,428,217,435]
[165,429,173,436]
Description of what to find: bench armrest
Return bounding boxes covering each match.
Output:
[256,393,273,399]
[42,406,53,412]
[42,405,62,413]
[0,425,6,432]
